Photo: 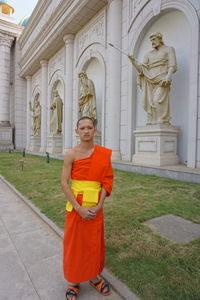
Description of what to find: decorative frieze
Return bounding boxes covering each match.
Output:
[32,72,41,94]
[48,49,65,80]
[76,12,106,60]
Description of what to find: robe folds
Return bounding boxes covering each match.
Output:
[63,145,113,283]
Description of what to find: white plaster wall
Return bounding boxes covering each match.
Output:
[85,58,104,132]
[134,10,190,164]
[12,41,27,149]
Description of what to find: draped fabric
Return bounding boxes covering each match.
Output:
[63,145,113,283]
[138,45,177,124]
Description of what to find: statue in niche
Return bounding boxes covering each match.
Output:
[50,89,63,134]
[29,95,41,136]
[128,32,177,125]
[78,72,97,122]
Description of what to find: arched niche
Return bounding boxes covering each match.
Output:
[75,44,106,144]
[31,86,41,136]
[82,58,104,132]
[128,0,199,166]
[134,10,190,164]
[48,71,65,136]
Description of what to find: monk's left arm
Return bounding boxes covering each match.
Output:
[89,157,113,214]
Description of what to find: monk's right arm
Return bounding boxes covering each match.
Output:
[61,152,81,211]
[61,152,96,220]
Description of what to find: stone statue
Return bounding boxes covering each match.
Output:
[128,32,177,125]
[78,72,97,121]
[29,96,41,136]
[50,89,63,134]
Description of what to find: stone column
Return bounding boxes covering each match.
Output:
[107,0,122,160]
[63,34,74,154]
[25,76,32,150]
[40,60,48,152]
[0,33,14,150]
[0,33,14,127]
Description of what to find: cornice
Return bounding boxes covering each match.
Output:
[18,0,52,47]
[19,0,107,77]
[0,18,23,38]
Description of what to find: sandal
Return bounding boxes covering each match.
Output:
[89,278,111,296]
[66,285,79,299]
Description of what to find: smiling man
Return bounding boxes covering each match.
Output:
[61,116,113,300]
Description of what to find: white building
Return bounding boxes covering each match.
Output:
[0,0,200,169]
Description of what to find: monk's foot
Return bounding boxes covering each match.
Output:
[89,278,111,296]
[66,285,79,300]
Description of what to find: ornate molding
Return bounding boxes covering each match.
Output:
[32,71,41,94]
[129,0,150,31]
[76,11,106,60]
[152,0,162,16]
[0,33,14,47]
[48,50,65,80]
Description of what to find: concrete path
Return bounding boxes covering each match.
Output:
[0,177,137,300]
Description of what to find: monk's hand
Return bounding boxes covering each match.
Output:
[89,205,100,215]
[77,206,97,220]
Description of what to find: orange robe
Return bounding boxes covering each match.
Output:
[63,145,113,283]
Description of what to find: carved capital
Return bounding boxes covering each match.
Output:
[40,60,48,66]
[63,34,75,45]
[0,33,14,47]
[25,76,32,81]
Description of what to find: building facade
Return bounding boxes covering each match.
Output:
[0,0,200,168]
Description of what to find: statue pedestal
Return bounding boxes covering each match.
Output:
[0,126,14,151]
[132,125,180,166]
[29,136,41,152]
[76,131,101,145]
[47,134,63,154]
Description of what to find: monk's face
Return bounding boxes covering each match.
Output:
[76,119,96,141]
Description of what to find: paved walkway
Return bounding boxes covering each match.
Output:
[0,177,137,300]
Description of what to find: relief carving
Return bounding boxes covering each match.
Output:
[76,13,105,59]
[130,0,150,21]
[49,51,64,79]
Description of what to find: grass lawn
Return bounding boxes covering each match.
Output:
[0,152,200,300]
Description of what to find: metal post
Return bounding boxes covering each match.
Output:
[46,152,50,163]
[19,160,24,171]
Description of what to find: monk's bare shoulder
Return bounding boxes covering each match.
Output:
[64,147,76,164]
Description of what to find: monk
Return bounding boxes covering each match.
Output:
[61,116,113,300]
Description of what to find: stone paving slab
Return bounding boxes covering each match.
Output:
[144,214,200,243]
[0,177,138,300]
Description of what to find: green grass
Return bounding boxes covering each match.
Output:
[0,152,200,300]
